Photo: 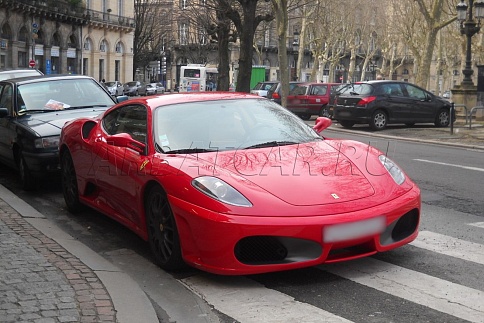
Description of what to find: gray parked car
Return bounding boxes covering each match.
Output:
[105,81,124,96]
[123,81,144,96]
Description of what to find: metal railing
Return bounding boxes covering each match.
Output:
[469,106,484,129]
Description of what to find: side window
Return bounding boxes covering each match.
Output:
[405,84,426,100]
[102,105,147,143]
[0,84,13,115]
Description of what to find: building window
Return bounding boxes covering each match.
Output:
[118,0,123,15]
[99,59,105,81]
[115,42,123,53]
[180,0,188,9]
[115,60,120,81]
[18,51,27,67]
[100,40,107,52]
[83,58,88,75]
[84,38,91,51]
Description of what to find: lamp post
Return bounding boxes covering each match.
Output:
[456,0,484,87]
[292,29,300,81]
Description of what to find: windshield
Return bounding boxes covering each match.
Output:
[154,98,321,153]
[126,82,138,86]
[18,78,115,112]
[105,82,116,87]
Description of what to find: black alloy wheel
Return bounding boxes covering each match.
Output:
[18,152,35,191]
[435,109,450,127]
[319,106,331,118]
[370,110,388,131]
[145,185,184,271]
[61,150,83,213]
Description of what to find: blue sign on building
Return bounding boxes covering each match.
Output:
[46,59,51,75]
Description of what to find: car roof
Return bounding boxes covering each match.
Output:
[0,68,43,81]
[0,74,95,85]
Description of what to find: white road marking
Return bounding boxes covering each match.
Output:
[469,222,484,229]
[181,275,353,323]
[411,231,484,265]
[414,158,484,172]
[320,258,484,323]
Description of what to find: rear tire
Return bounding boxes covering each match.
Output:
[370,110,387,130]
[299,114,312,120]
[435,109,450,127]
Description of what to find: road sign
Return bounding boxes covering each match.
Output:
[29,60,36,68]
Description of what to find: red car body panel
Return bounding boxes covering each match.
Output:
[60,93,421,275]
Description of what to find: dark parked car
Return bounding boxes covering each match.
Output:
[333,80,453,130]
[266,81,302,105]
[0,68,43,81]
[286,82,341,120]
[0,74,127,189]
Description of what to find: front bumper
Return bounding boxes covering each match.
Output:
[169,185,421,275]
[22,150,60,178]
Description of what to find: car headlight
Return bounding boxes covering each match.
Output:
[378,155,405,185]
[192,176,252,207]
[34,136,60,149]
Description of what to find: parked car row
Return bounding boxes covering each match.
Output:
[253,79,454,130]
[123,81,165,96]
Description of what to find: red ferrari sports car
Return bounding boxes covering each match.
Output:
[59,92,420,275]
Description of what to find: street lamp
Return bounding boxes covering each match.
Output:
[292,29,300,81]
[456,0,484,86]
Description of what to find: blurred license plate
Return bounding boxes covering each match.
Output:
[339,111,351,117]
[323,216,385,243]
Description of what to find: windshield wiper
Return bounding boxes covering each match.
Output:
[19,109,51,114]
[164,148,218,154]
[244,141,298,149]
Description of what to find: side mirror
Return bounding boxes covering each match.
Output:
[116,95,129,103]
[106,133,146,154]
[0,107,8,118]
[313,117,332,133]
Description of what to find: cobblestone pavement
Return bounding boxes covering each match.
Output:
[0,199,116,323]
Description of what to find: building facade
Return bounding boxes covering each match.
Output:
[0,0,134,83]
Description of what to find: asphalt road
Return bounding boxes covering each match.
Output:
[0,127,483,322]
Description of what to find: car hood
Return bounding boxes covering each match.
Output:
[17,108,109,137]
[168,140,409,207]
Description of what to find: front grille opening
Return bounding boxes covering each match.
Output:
[391,209,419,241]
[380,208,420,246]
[234,236,322,265]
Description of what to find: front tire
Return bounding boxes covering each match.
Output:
[145,185,184,271]
[370,110,388,130]
[61,150,83,213]
[435,109,450,127]
[18,152,35,191]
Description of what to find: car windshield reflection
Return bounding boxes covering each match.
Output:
[18,79,115,112]
[154,98,322,153]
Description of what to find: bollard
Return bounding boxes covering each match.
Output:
[450,102,454,135]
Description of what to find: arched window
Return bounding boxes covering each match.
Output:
[1,23,12,40]
[115,41,123,53]
[100,39,107,52]
[83,38,92,51]
[18,26,29,42]
[52,33,61,47]
[68,35,77,48]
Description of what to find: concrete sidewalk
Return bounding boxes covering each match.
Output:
[0,184,158,323]
[0,122,482,323]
